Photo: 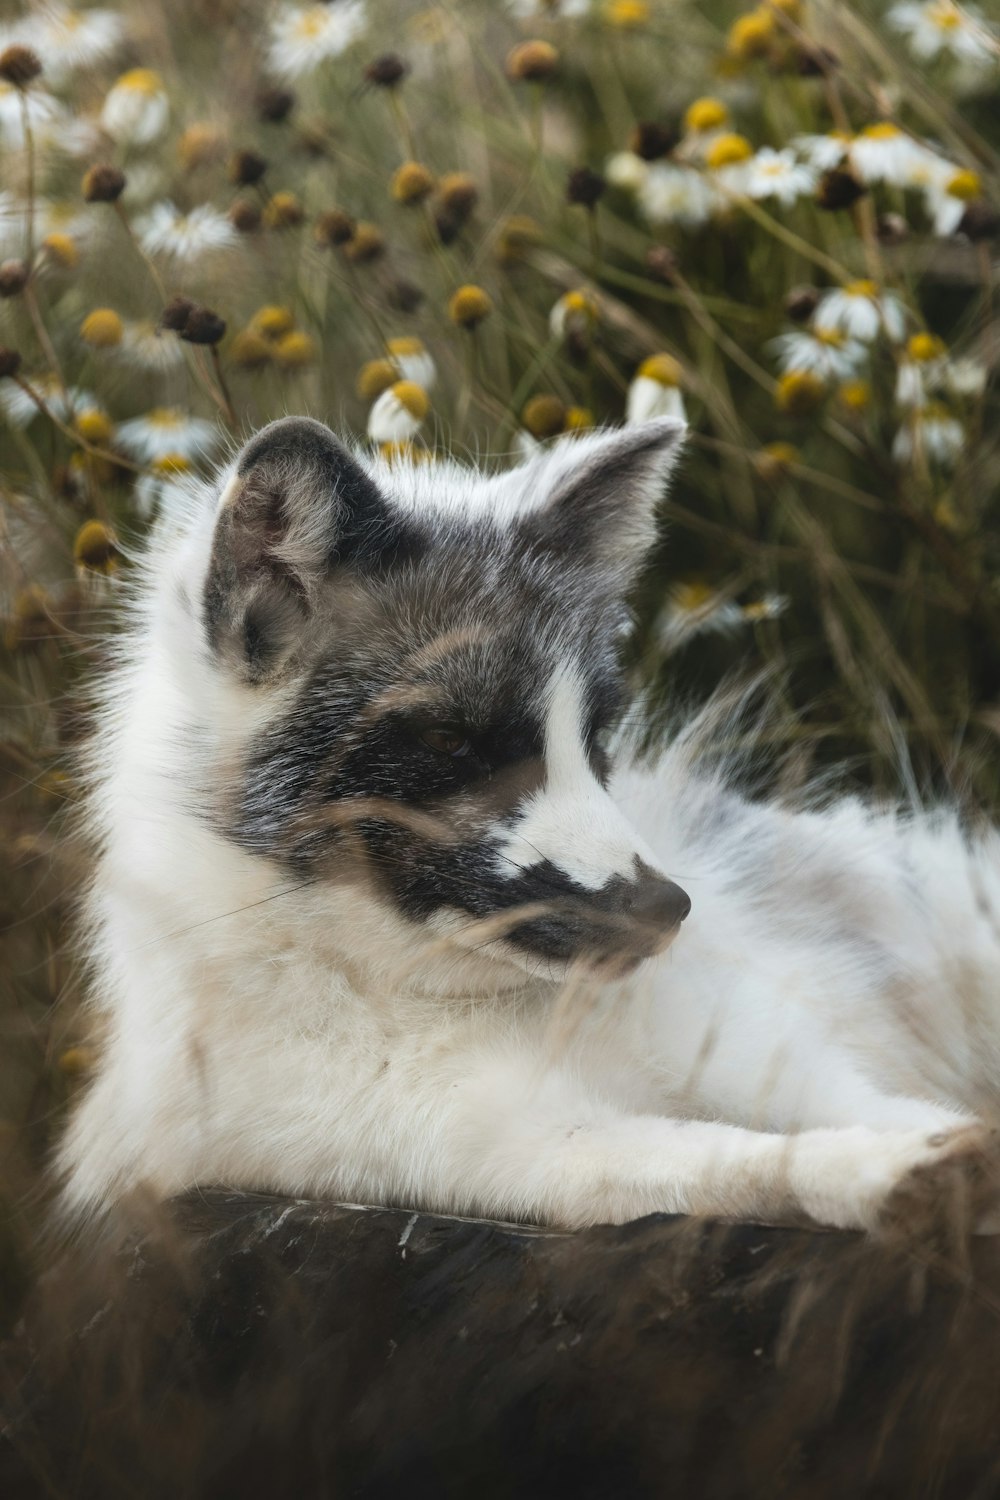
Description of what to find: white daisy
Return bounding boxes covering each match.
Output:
[116,408,221,463]
[743,147,818,206]
[135,201,238,264]
[792,133,850,172]
[849,123,937,185]
[886,2,995,63]
[0,374,95,428]
[638,164,716,227]
[133,454,197,520]
[549,290,599,340]
[742,593,790,624]
[770,329,868,383]
[505,0,590,15]
[626,355,687,425]
[922,166,983,234]
[385,337,436,390]
[25,5,124,84]
[812,281,907,343]
[117,320,187,375]
[658,582,744,653]
[367,381,430,443]
[895,333,949,406]
[100,69,169,145]
[0,83,65,151]
[892,405,964,467]
[268,1,368,79]
[605,151,649,192]
[944,357,987,399]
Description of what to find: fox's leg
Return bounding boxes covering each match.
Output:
[397,1060,999,1232]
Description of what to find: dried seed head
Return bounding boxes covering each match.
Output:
[628,122,677,162]
[263,191,304,229]
[437,172,478,220]
[775,370,825,415]
[448,284,493,328]
[229,149,268,187]
[816,166,866,211]
[385,278,424,313]
[497,214,542,263]
[566,166,606,209]
[344,222,385,262]
[80,308,124,347]
[645,245,679,283]
[82,164,127,203]
[0,45,42,88]
[257,86,295,122]
[876,212,908,247]
[73,520,118,575]
[391,161,435,205]
[158,296,195,333]
[959,201,999,242]
[0,346,23,379]
[314,207,356,247]
[229,198,261,233]
[0,259,29,298]
[365,53,408,87]
[178,306,226,346]
[506,40,559,83]
[785,285,819,323]
[522,395,566,439]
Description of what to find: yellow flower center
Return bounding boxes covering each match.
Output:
[775,370,826,413]
[80,308,124,348]
[152,453,192,475]
[448,284,494,328]
[726,8,775,59]
[386,337,425,358]
[839,380,872,411]
[638,353,683,387]
[147,408,184,429]
[706,132,753,169]
[814,327,845,347]
[274,330,317,367]
[673,581,716,612]
[844,279,878,299]
[42,232,78,269]
[604,0,651,27]
[293,7,328,39]
[251,304,296,339]
[928,1,962,29]
[116,68,163,96]
[860,122,901,141]
[907,332,946,362]
[75,408,113,444]
[357,358,398,401]
[564,406,594,431]
[683,97,729,134]
[391,380,430,421]
[946,169,981,202]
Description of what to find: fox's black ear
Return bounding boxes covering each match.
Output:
[520,418,686,592]
[203,416,399,683]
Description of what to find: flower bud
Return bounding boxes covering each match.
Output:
[448,284,493,328]
[229,149,268,187]
[0,45,42,87]
[816,167,866,211]
[522,395,566,439]
[391,161,435,205]
[263,191,304,229]
[257,86,295,123]
[628,122,677,162]
[0,259,29,298]
[0,346,23,379]
[566,166,606,209]
[364,53,407,87]
[82,164,127,203]
[229,198,261,233]
[506,40,558,83]
[315,208,355,247]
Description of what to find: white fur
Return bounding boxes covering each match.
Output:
[59,434,1000,1235]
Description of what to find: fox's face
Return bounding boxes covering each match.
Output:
[198,415,689,980]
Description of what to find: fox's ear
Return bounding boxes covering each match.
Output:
[203,416,400,683]
[520,418,686,590]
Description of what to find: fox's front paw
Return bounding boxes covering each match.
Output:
[796,1122,1000,1237]
[877,1123,1000,1242]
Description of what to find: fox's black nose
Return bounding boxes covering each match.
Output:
[630,876,691,931]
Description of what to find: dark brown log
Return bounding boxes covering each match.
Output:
[3,1194,1000,1498]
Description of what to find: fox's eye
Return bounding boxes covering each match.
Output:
[419,726,472,758]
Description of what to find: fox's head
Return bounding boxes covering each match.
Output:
[181,414,689,983]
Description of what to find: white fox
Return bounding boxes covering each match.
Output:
[61,415,1000,1234]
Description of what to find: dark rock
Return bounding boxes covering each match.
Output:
[3,1194,1000,1498]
